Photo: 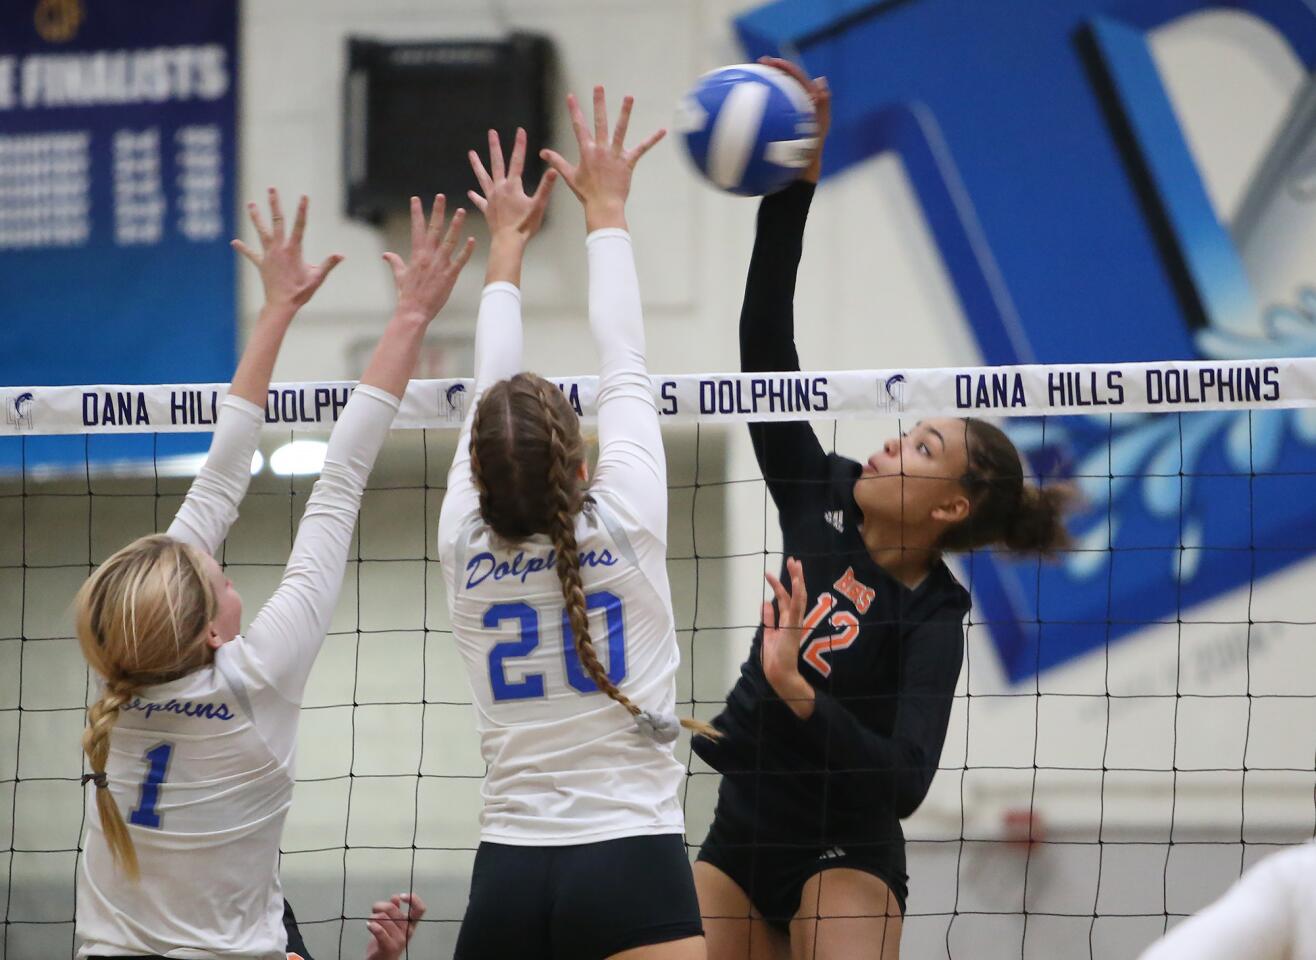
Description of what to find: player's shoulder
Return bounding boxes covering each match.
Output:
[1262,840,1316,885]
[581,487,662,551]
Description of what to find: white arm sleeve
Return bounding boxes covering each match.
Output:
[242,384,399,703]
[586,229,666,538]
[166,396,264,555]
[1138,844,1312,960]
[438,281,524,554]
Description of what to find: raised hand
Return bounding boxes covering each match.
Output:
[539,85,665,231]
[383,195,476,324]
[761,557,816,720]
[364,893,426,960]
[468,127,557,242]
[758,56,830,183]
[232,188,344,310]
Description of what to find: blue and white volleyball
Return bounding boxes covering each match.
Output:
[676,64,818,196]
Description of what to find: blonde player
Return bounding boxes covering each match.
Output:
[74,190,473,959]
[437,95,706,960]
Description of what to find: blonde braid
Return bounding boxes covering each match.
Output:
[73,533,220,882]
[82,678,142,879]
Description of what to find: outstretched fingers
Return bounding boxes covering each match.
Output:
[592,84,608,143]
[508,126,527,180]
[530,167,558,210]
[268,187,286,241]
[440,207,467,254]
[230,238,260,266]
[408,195,425,256]
[566,92,591,149]
[626,126,666,167]
[539,148,578,193]
[381,251,405,282]
[765,558,807,631]
[765,570,792,614]
[426,194,447,245]
[289,194,308,247]
[246,199,272,248]
[611,94,634,152]
[488,128,506,181]
[469,148,494,195]
[453,235,476,271]
[785,558,806,625]
[317,253,345,281]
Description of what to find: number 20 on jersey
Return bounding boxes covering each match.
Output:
[484,591,627,702]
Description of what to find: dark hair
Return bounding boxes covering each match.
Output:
[937,418,1073,557]
[469,372,716,739]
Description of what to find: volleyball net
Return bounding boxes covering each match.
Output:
[2,354,1315,959]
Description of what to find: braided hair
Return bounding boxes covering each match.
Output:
[470,372,717,740]
[74,534,217,879]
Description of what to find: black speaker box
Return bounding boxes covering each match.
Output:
[344,33,555,224]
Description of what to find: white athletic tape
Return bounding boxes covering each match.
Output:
[0,356,1311,435]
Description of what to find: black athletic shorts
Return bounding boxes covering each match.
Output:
[283,898,314,959]
[454,833,704,959]
[696,810,908,933]
[89,898,315,960]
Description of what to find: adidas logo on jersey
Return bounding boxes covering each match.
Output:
[823,509,844,533]
[818,846,847,861]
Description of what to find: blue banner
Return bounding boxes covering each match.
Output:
[0,0,237,471]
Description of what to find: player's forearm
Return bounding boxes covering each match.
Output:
[167,396,265,553]
[584,198,627,233]
[472,282,524,390]
[801,693,937,817]
[484,232,528,287]
[740,180,814,375]
[587,229,647,379]
[358,309,429,400]
[249,386,399,700]
[229,303,297,407]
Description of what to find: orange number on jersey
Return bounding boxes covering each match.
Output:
[801,592,837,634]
[801,607,860,677]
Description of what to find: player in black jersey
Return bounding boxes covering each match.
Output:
[691,60,1072,960]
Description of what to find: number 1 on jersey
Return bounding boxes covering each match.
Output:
[128,741,173,829]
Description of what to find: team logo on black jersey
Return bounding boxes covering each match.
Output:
[823,509,844,533]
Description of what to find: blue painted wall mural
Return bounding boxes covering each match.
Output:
[737,0,1316,679]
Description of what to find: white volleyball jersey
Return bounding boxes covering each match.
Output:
[1139,841,1316,960]
[438,231,687,845]
[77,386,398,960]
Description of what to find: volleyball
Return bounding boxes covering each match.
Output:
[676,63,818,196]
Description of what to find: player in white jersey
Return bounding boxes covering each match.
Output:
[74,189,474,959]
[437,93,709,960]
[1138,841,1316,960]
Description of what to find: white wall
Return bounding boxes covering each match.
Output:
[3,4,1315,959]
